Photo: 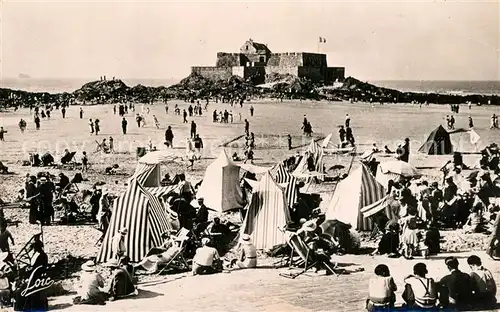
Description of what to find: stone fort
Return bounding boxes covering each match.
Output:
[191,39,345,84]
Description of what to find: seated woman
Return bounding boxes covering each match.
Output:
[135,232,183,273]
[374,220,400,257]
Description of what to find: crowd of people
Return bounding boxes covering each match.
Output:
[367,256,497,311]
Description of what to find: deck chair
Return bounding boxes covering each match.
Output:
[15,233,43,268]
[93,141,109,154]
[279,232,339,279]
[155,228,190,276]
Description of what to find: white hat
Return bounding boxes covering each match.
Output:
[301,220,317,232]
[241,234,252,244]
[81,260,96,272]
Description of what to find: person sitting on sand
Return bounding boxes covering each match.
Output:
[467,255,497,308]
[402,263,438,309]
[74,260,107,305]
[229,234,257,270]
[105,257,137,301]
[438,257,473,310]
[366,264,397,311]
[192,238,222,276]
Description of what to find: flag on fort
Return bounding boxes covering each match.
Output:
[319,37,327,43]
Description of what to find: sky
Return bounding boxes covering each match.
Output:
[1,0,499,81]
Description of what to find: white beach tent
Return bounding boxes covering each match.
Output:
[375,160,421,190]
[323,164,386,231]
[196,150,245,213]
[241,172,291,250]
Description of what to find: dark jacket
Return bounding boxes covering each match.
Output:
[439,270,473,308]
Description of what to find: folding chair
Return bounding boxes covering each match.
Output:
[279,232,340,279]
[155,228,190,276]
[15,233,43,268]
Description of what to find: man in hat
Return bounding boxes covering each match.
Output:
[111,228,128,261]
[194,198,209,235]
[297,218,318,244]
[192,238,221,276]
[232,234,257,269]
[76,260,106,305]
[438,256,473,309]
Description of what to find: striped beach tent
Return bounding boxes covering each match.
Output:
[292,139,325,182]
[241,172,291,250]
[97,179,172,263]
[269,163,298,208]
[129,150,179,187]
[323,164,385,231]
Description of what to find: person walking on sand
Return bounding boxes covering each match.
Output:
[61,106,66,118]
[165,103,169,114]
[153,115,160,129]
[345,114,350,127]
[468,116,474,128]
[183,109,188,123]
[89,118,94,134]
[34,115,41,130]
[113,105,117,115]
[490,114,496,129]
[80,107,84,119]
[287,134,292,150]
[250,105,254,117]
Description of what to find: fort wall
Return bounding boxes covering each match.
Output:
[191,66,232,81]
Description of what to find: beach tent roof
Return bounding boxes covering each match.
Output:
[138,150,178,165]
[241,172,291,249]
[379,160,421,177]
[97,180,172,263]
[418,125,453,155]
[130,150,180,187]
[323,164,385,231]
[196,150,245,212]
[292,139,325,181]
[269,163,298,208]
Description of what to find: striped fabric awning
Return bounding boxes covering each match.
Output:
[144,185,180,198]
[97,180,172,263]
[129,163,160,187]
[292,139,325,183]
[360,195,395,219]
[269,163,298,208]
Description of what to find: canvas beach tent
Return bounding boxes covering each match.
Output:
[97,179,172,263]
[292,139,325,181]
[269,163,298,209]
[129,150,181,187]
[321,133,355,155]
[375,160,421,190]
[323,164,386,231]
[241,172,291,250]
[196,150,245,213]
[418,125,453,155]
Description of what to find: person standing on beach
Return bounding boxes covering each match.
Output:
[183,109,188,123]
[61,106,66,119]
[244,119,250,136]
[250,105,254,117]
[113,105,117,115]
[339,125,346,143]
[345,114,350,127]
[122,118,128,135]
[190,121,197,139]
[0,127,7,141]
[80,107,84,119]
[287,134,292,150]
[469,116,474,128]
[89,118,94,134]
[34,115,41,130]
[94,119,100,135]
[165,103,169,114]
[165,126,174,148]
